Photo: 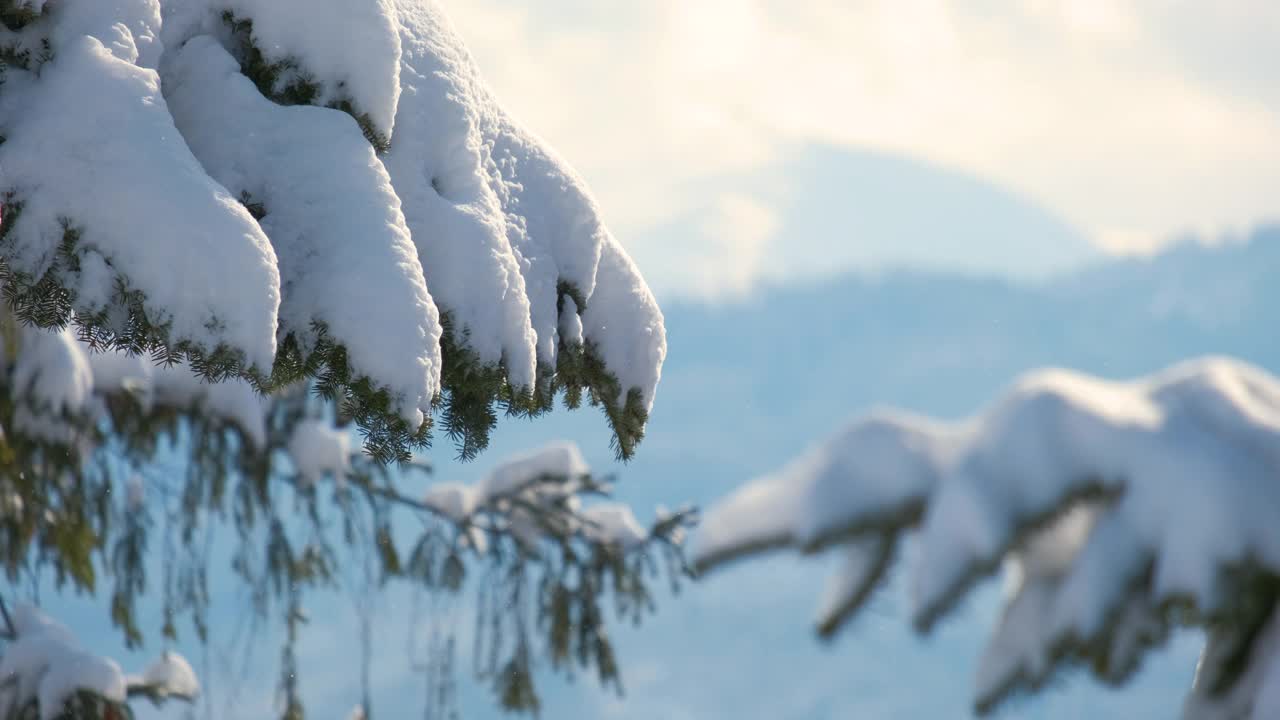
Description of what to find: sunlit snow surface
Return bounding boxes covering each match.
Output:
[0,0,664,424]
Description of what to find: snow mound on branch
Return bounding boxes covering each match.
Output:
[695,410,955,568]
[221,0,402,138]
[479,441,589,498]
[86,339,268,447]
[420,482,476,523]
[581,503,648,549]
[7,326,267,446]
[0,604,127,720]
[163,34,442,426]
[134,650,200,700]
[4,326,265,447]
[419,441,656,549]
[695,357,1280,717]
[11,327,94,417]
[2,0,664,457]
[49,0,163,69]
[383,2,538,389]
[387,1,665,406]
[0,26,280,373]
[423,441,589,520]
[288,419,352,488]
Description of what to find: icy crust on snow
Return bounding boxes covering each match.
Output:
[695,357,1280,715]
[221,0,402,139]
[0,604,127,720]
[388,1,666,407]
[0,18,280,373]
[163,35,442,426]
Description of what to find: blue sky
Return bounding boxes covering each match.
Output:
[444,0,1280,294]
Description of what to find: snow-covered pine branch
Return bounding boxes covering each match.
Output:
[0,0,665,463]
[0,603,197,720]
[0,318,692,716]
[694,357,1280,719]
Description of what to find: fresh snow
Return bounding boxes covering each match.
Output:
[7,325,272,450]
[287,419,352,488]
[0,606,200,715]
[479,441,589,498]
[0,605,127,719]
[695,357,1280,716]
[387,1,666,403]
[0,11,281,373]
[383,2,541,389]
[163,34,442,426]
[422,441,589,520]
[134,650,200,700]
[11,326,94,418]
[419,441,654,548]
[2,0,665,437]
[420,481,477,523]
[221,0,402,138]
[695,410,954,568]
[580,503,648,550]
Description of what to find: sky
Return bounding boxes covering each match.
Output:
[442,0,1280,297]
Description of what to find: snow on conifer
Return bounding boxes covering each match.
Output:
[386,1,666,417]
[0,3,281,373]
[163,34,442,428]
[695,357,1280,717]
[219,0,402,139]
[421,440,663,549]
[0,0,665,460]
[0,604,200,717]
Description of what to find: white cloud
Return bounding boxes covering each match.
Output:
[442,0,1280,293]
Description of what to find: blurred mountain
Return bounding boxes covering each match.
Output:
[632,144,1098,297]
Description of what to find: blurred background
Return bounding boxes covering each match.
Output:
[425,4,1278,715]
[82,1,1280,718]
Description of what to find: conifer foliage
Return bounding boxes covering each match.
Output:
[0,1,676,717]
[0,0,666,464]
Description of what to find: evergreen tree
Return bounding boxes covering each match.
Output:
[0,1,683,718]
[696,358,1280,719]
